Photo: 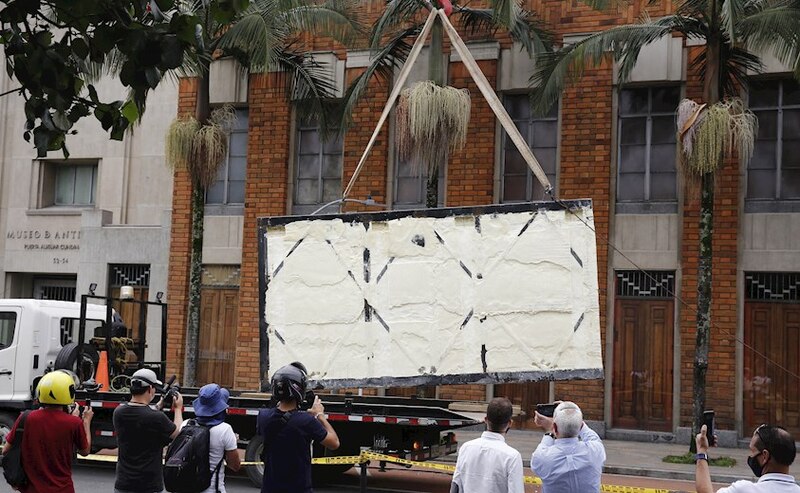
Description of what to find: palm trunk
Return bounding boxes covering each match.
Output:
[691,14,722,451]
[183,69,211,387]
[425,18,445,209]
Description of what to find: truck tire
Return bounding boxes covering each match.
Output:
[244,435,265,488]
[54,343,99,383]
[0,412,18,447]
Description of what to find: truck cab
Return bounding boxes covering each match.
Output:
[0,299,109,439]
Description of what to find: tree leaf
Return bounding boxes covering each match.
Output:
[121,100,140,123]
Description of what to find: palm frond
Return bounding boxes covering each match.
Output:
[675,0,710,20]
[370,0,427,48]
[691,45,762,97]
[278,0,364,46]
[340,24,418,130]
[531,17,703,113]
[277,49,340,135]
[217,3,283,73]
[720,0,746,43]
[738,1,800,77]
[455,6,553,56]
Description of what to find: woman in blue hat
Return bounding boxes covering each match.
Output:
[191,383,241,493]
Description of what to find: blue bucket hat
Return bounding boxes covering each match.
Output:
[192,384,230,425]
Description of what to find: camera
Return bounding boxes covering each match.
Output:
[161,375,180,406]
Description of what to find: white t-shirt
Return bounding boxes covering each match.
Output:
[717,474,800,492]
[179,421,238,493]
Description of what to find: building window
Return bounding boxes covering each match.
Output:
[747,79,800,204]
[617,86,679,210]
[206,108,248,212]
[393,155,445,210]
[33,277,77,301]
[293,117,343,215]
[38,161,98,208]
[501,94,558,202]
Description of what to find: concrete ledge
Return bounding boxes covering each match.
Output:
[603,465,748,485]
[606,428,679,444]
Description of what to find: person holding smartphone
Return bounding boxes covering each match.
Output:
[696,423,800,492]
[531,400,606,493]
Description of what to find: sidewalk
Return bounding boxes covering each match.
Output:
[443,429,800,485]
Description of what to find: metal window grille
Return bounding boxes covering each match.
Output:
[109,264,151,287]
[36,284,76,301]
[616,270,675,298]
[745,272,800,301]
[201,265,241,288]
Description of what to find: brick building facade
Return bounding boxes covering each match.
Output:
[167,1,800,442]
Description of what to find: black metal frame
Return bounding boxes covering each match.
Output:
[78,293,168,384]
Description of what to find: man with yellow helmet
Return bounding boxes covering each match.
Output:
[2,370,93,492]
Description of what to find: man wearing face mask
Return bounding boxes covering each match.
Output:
[450,397,524,493]
[695,423,800,492]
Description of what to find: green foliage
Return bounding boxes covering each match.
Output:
[663,452,737,467]
[165,106,236,188]
[0,0,218,156]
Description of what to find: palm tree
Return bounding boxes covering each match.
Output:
[345,0,552,208]
[530,0,800,445]
[162,0,361,386]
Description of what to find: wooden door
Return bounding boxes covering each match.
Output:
[744,302,800,436]
[494,381,550,429]
[198,288,239,387]
[111,286,149,341]
[612,298,674,431]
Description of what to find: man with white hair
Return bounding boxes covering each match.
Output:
[531,401,606,493]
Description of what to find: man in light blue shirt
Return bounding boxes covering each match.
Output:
[531,401,606,493]
[451,397,524,493]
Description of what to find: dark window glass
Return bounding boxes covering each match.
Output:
[500,94,558,202]
[206,109,249,208]
[292,117,343,214]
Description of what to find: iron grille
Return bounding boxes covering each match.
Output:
[201,265,241,288]
[745,272,800,301]
[109,264,150,287]
[616,270,675,298]
[37,284,76,301]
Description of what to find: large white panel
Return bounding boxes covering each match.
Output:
[262,202,602,387]
[616,36,684,83]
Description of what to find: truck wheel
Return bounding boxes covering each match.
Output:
[54,343,99,383]
[0,412,18,447]
[244,435,265,488]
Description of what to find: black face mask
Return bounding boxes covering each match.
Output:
[747,450,765,477]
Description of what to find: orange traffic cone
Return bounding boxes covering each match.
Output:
[96,350,110,392]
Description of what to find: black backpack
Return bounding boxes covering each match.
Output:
[163,419,224,493]
[2,411,31,489]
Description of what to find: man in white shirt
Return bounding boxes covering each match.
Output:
[531,401,606,493]
[696,423,800,493]
[450,397,524,493]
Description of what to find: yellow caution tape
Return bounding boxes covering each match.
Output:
[84,451,682,493]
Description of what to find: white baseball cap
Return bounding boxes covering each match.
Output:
[130,368,163,388]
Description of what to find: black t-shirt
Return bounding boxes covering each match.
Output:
[256,408,328,493]
[113,402,176,492]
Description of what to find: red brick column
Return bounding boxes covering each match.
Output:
[341,67,389,211]
[234,73,291,390]
[553,62,613,421]
[166,78,198,381]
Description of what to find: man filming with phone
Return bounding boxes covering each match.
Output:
[696,422,800,492]
[256,362,339,493]
[113,368,183,493]
[531,401,606,493]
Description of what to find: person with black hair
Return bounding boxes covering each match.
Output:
[696,423,800,492]
[113,368,183,493]
[256,362,339,493]
[450,397,524,493]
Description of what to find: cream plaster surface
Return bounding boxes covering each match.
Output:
[265,206,602,386]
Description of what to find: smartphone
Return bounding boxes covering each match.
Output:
[536,403,558,418]
[703,410,716,446]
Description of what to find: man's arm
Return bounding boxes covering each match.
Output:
[531,434,555,477]
[695,425,715,493]
[508,453,525,493]
[73,405,93,456]
[168,393,184,439]
[579,423,606,462]
[309,396,340,450]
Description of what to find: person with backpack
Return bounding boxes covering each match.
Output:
[163,383,241,493]
[256,362,340,493]
[114,368,183,493]
[1,370,93,493]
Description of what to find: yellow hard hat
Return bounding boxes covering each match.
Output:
[36,370,76,405]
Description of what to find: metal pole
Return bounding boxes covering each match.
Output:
[359,461,368,493]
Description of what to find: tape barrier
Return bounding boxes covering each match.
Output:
[84,452,680,493]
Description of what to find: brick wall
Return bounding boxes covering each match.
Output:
[166,78,198,382]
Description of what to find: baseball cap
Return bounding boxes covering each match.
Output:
[130,368,163,388]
